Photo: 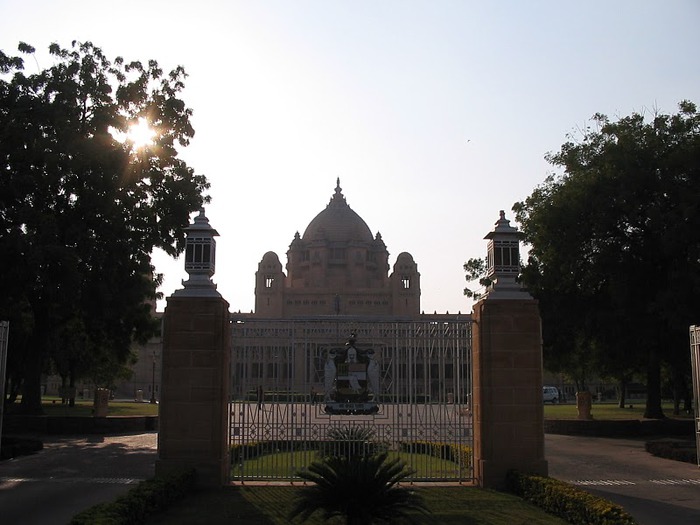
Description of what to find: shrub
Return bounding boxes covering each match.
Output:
[320,425,387,458]
[231,440,323,465]
[399,441,472,469]
[290,452,429,524]
[506,470,637,525]
[69,468,196,525]
[645,439,697,465]
[0,436,43,460]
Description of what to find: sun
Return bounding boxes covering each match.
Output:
[126,117,156,149]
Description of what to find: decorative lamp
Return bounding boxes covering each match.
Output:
[173,208,221,297]
[483,210,528,298]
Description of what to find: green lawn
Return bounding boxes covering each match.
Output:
[8,397,160,417]
[544,401,692,420]
[145,485,569,525]
[232,451,467,481]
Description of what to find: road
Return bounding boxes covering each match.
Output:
[0,433,157,525]
[1,432,699,524]
[546,434,700,525]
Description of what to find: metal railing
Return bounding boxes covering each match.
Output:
[0,321,9,460]
[229,318,473,482]
[690,325,700,467]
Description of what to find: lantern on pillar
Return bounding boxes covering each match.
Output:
[483,210,528,298]
[173,208,221,297]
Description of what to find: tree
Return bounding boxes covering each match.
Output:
[0,41,209,413]
[514,101,700,419]
[462,257,491,301]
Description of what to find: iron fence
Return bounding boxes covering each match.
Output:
[229,317,473,482]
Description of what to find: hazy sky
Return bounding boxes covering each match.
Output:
[2,1,698,314]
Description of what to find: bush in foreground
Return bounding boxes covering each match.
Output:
[0,436,43,460]
[506,470,637,525]
[70,468,195,525]
[290,452,429,524]
[645,439,697,464]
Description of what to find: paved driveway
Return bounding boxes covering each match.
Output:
[2,431,699,525]
[546,434,700,525]
[0,433,157,525]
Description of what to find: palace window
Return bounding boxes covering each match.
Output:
[330,248,346,260]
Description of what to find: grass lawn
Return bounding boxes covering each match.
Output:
[7,397,160,417]
[233,451,467,481]
[544,401,692,420]
[145,485,569,525]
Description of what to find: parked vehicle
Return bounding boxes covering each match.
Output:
[543,386,559,404]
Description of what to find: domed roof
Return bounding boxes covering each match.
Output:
[258,251,282,270]
[302,179,374,243]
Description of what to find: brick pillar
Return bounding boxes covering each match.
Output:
[471,296,548,488]
[155,296,231,486]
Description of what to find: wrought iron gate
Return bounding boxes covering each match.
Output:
[690,325,700,467]
[229,318,473,482]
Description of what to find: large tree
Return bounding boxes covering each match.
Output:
[513,101,700,418]
[0,41,210,413]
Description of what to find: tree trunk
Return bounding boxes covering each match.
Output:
[68,362,76,407]
[6,375,21,405]
[617,377,627,408]
[19,345,44,415]
[643,347,665,419]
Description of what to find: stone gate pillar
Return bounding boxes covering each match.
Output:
[155,210,231,487]
[471,211,547,489]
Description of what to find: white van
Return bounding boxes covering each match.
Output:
[543,386,559,403]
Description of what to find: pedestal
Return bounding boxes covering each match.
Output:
[472,296,548,489]
[576,391,593,420]
[155,295,231,486]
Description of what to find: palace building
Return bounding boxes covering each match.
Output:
[252,179,421,319]
[228,180,471,406]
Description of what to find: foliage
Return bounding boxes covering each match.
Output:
[645,439,697,465]
[0,41,209,413]
[230,440,323,466]
[506,470,638,525]
[400,441,472,470]
[290,452,430,524]
[320,425,387,458]
[514,101,700,419]
[70,468,196,525]
[0,436,43,460]
[463,257,491,300]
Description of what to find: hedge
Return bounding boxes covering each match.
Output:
[232,439,472,469]
[399,441,472,469]
[645,439,697,465]
[506,470,638,525]
[69,468,196,525]
[0,436,43,460]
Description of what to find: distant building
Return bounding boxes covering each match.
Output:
[252,179,421,319]
[49,180,468,403]
[229,180,470,404]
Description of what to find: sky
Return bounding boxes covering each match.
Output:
[1,0,698,314]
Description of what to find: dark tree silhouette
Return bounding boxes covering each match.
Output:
[0,41,209,412]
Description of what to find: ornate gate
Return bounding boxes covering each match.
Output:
[229,317,473,482]
[690,325,700,467]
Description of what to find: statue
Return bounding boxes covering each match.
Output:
[324,350,336,401]
[367,349,380,396]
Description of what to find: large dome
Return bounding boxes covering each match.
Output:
[302,179,374,243]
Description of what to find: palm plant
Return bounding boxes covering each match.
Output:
[321,425,386,458]
[289,452,429,524]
